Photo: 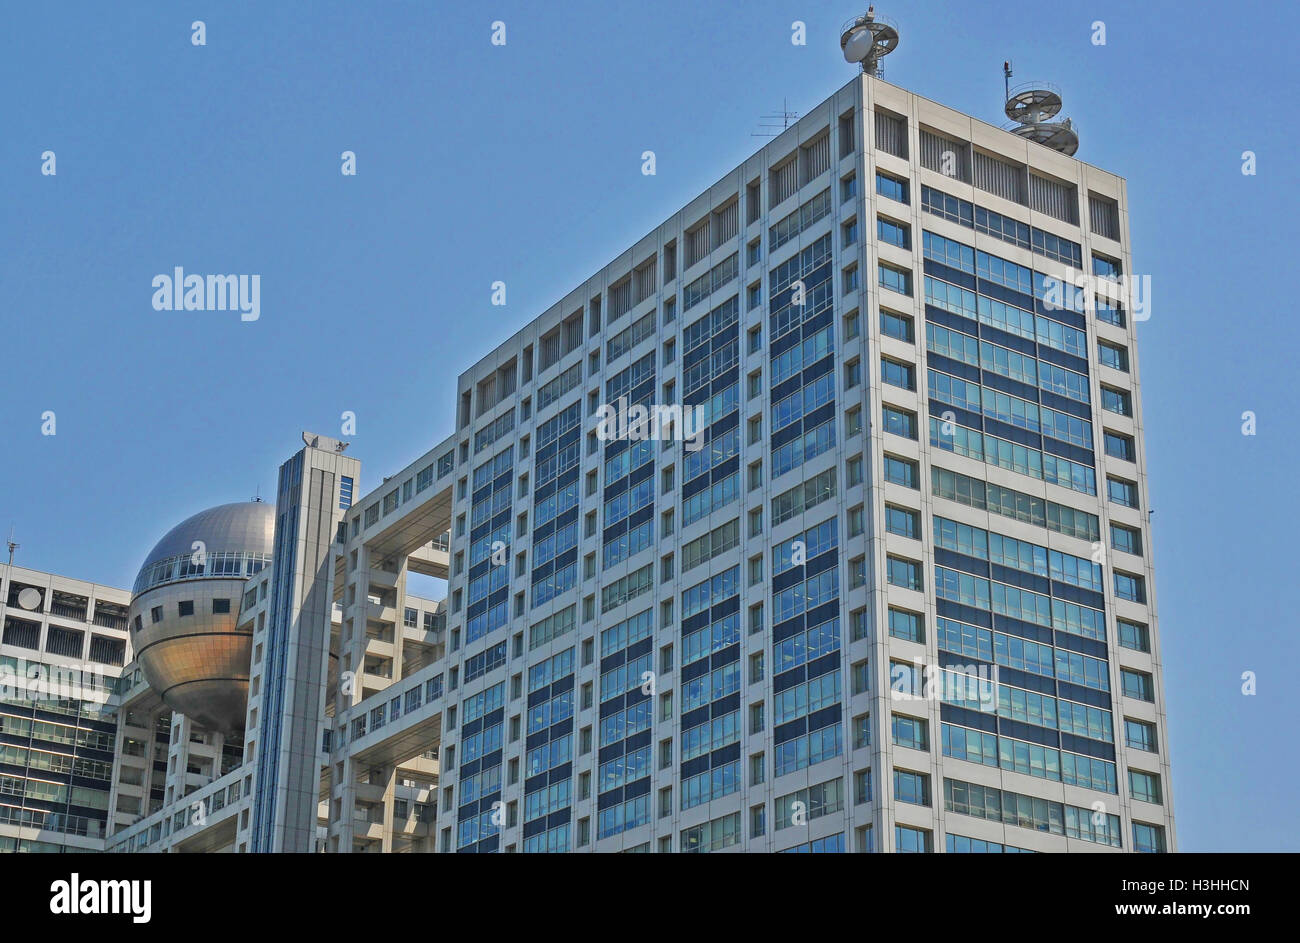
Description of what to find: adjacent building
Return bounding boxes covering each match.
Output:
[0,566,131,851]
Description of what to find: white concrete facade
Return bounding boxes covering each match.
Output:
[27,70,1176,856]
[0,565,131,851]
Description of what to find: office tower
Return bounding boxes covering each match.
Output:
[54,23,1176,855]
[302,63,1170,853]
[0,565,131,851]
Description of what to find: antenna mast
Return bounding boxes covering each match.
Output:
[751,99,800,138]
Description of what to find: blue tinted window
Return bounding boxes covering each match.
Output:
[1092,254,1122,279]
[877,217,910,248]
[876,172,909,204]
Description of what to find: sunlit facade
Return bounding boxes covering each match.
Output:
[4,68,1174,855]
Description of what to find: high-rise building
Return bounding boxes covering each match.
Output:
[0,565,131,851]
[366,63,1171,855]
[249,435,360,853]
[8,23,1176,855]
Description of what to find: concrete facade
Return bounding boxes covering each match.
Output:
[6,70,1175,855]
[0,565,131,851]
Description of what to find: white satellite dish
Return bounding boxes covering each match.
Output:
[843,29,875,64]
[17,587,42,610]
[839,8,900,76]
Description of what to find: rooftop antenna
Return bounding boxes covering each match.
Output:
[1001,64,1079,156]
[841,7,900,77]
[6,526,17,567]
[252,485,263,503]
[752,99,799,138]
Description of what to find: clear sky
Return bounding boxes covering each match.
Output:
[2,0,1296,851]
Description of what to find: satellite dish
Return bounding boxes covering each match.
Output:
[17,587,42,610]
[843,29,875,64]
[840,8,900,77]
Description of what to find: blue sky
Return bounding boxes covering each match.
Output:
[2,0,1296,851]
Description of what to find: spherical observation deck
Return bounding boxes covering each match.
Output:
[128,502,275,732]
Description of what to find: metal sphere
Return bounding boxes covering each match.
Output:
[128,502,275,731]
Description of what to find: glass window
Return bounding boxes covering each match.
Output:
[877,217,910,249]
[886,556,923,591]
[1096,301,1126,327]
[923,231,976,273]
[1108,476,1139,508]
[891,714,929,751]
[1104,430,1135,461]
[1125,718,1157,752]
[893,769,930,806]
[882,406,917,440]
[888,608,923,643]
[1121,668,1154,701]
[1098,341,1129,372]
[883,455,918,488]
[920,185,973,228]
[881,357,916,391]
[1113,571,1145,603]
[1101,387,1132,417]
[1117,619,1150,653]
[878,263,912,296]
[1111,523,1142,556]
[1132,822,1166,853]
[885,505,920,539]
[880,309,914,343]
[1092,254,1122,280]
[876,172,908,204]
[895,825,931,852]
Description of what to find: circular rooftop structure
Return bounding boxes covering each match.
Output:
[840,8,900,75]
[1009,119,1079,156]
[1004,82,1063,123]
[129,501,275,732]
[1002,79,1080,156]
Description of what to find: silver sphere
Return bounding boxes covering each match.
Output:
[128,502,275,731]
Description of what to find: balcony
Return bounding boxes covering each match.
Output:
[362,657,393,680]
[93,601,130,630]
